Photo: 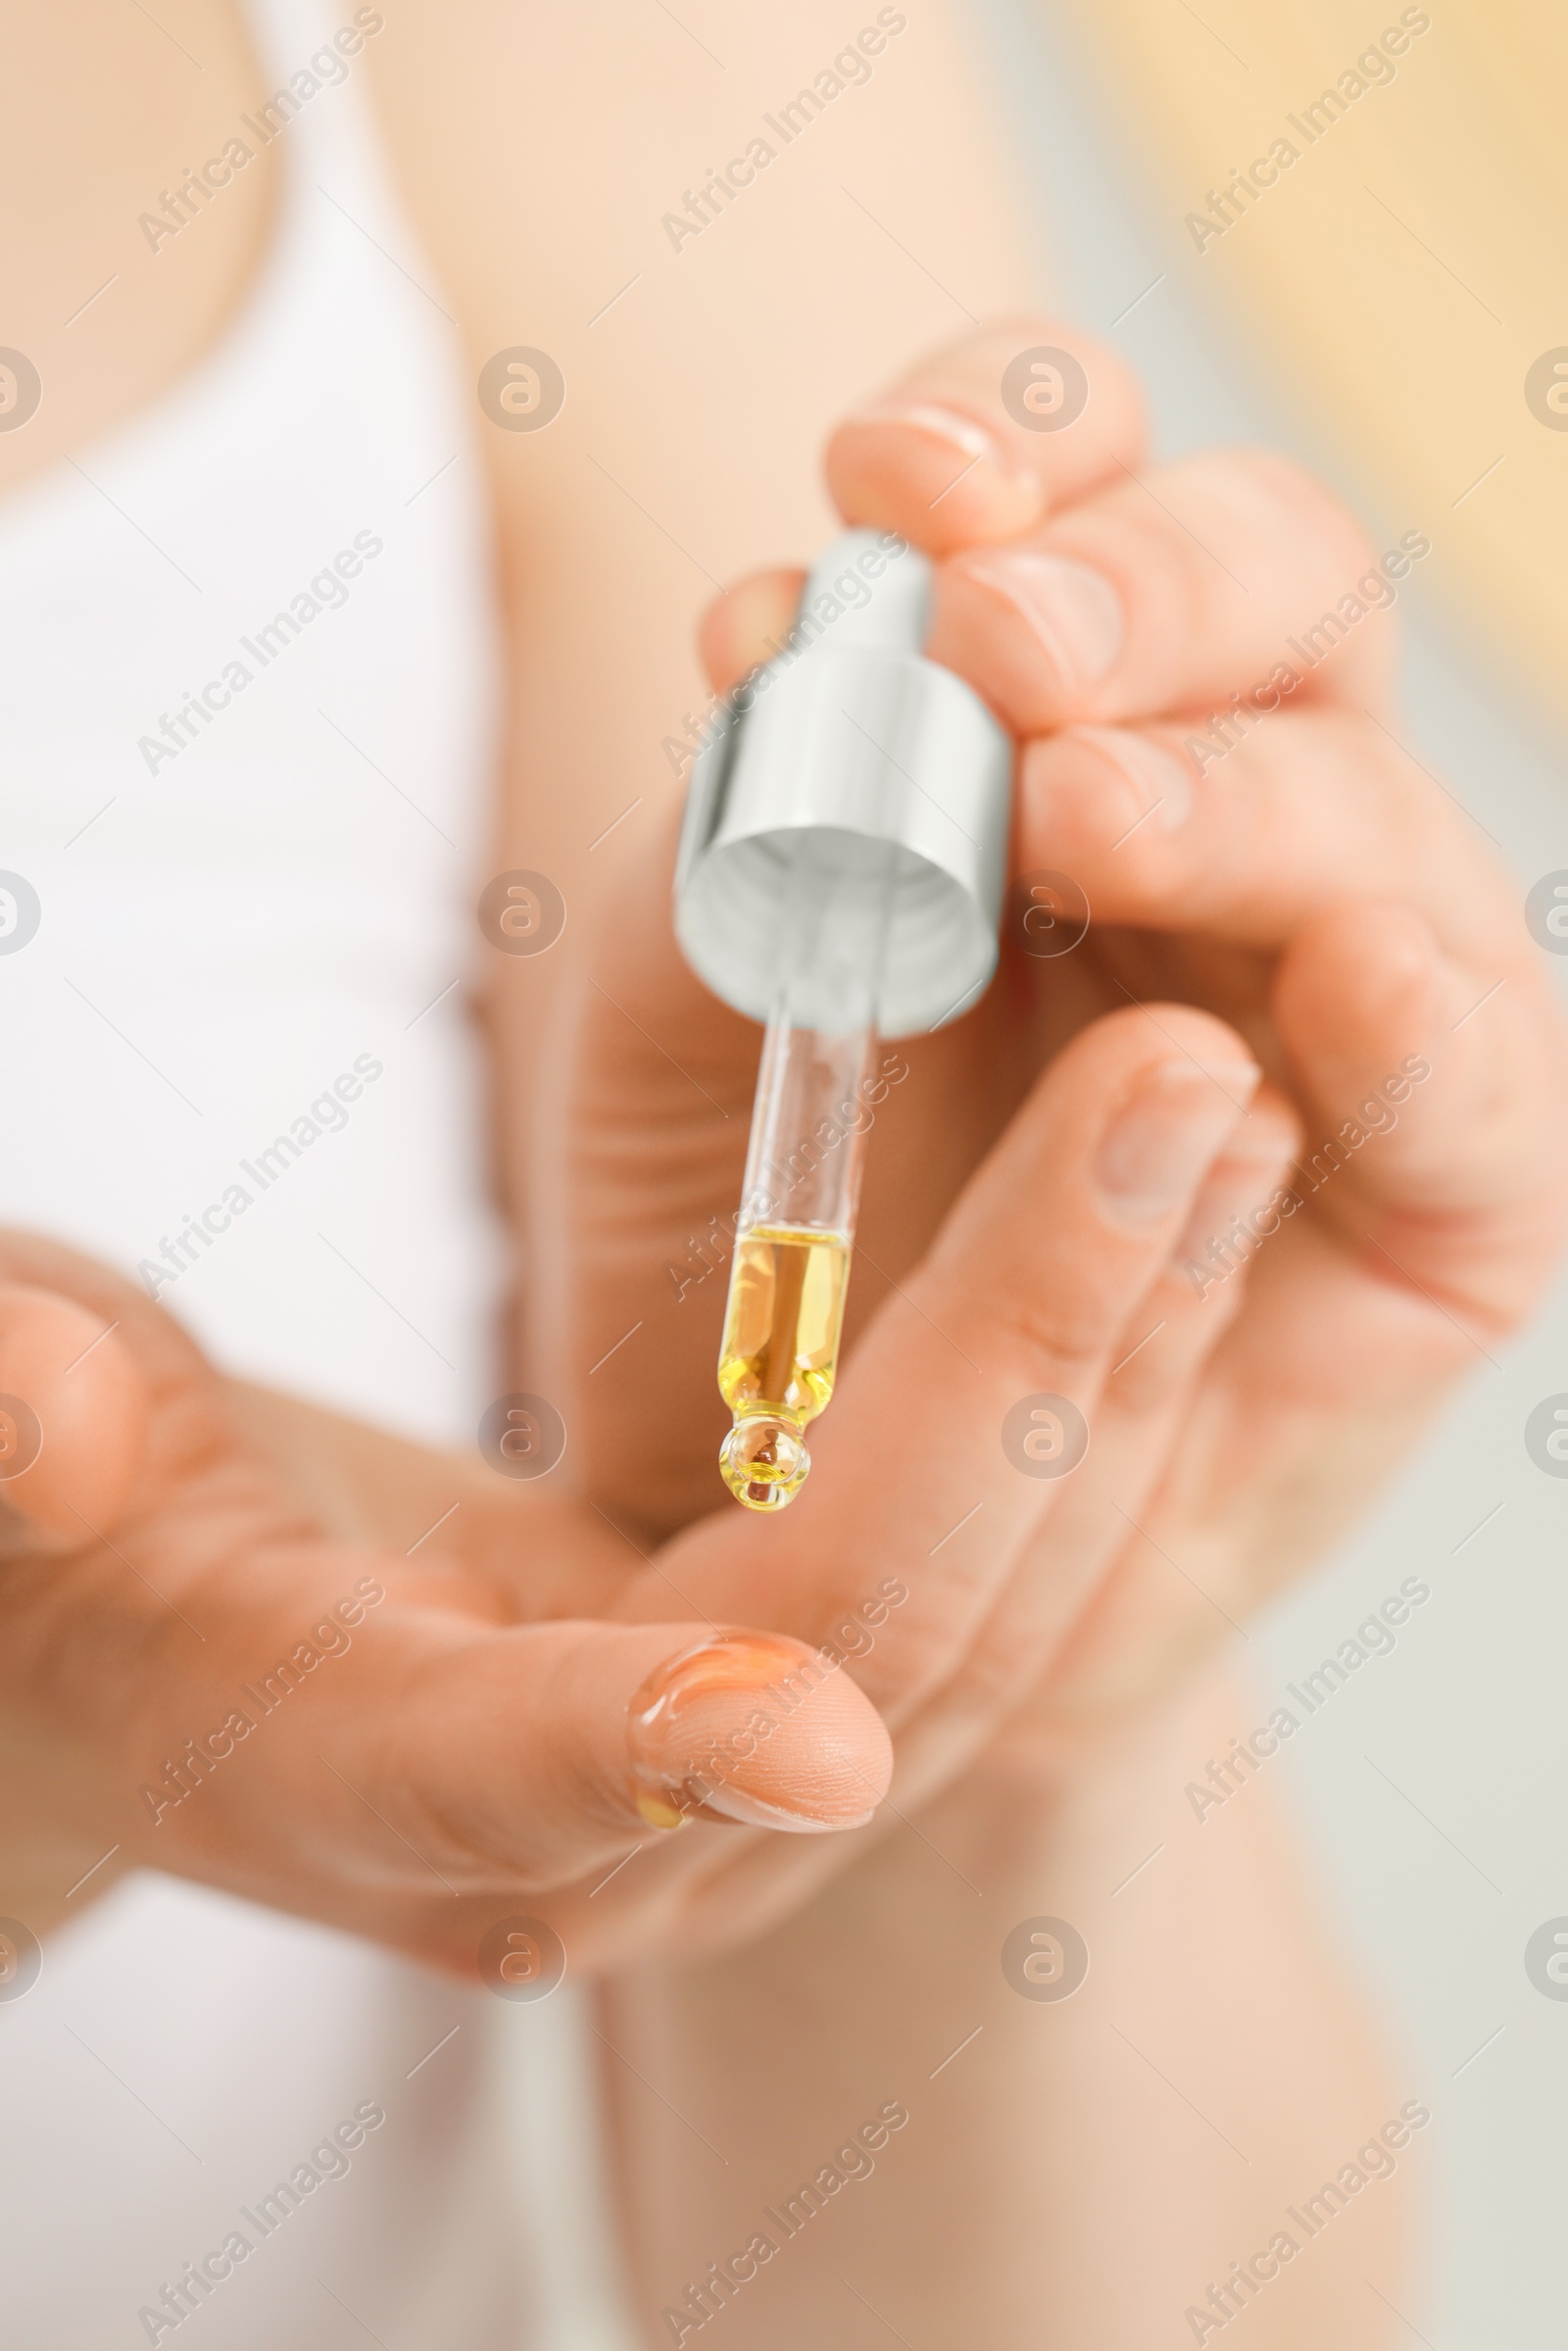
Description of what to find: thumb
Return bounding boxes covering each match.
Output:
[131,1593,894,1932]
[373,1619,894,1880]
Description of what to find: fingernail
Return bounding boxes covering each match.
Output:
[627,1632,885,1836]
[852,402,1035,490]
[1066,726,1194,833]
[1094,1062,1260,1223]
[958,549,1124,690]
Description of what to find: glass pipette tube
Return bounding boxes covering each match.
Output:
[716,832,894,1511]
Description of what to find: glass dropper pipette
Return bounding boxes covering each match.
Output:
[715,830,897,1510]
[671,525,1011,1516]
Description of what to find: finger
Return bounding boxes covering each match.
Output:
[1272,900,1568,1326]
[1037,958,1548,1732]
[1007,1088,1301,1569]
[1017,726,1563,1317]
[1012,702,1511,955]
[893,1088,1302,1733]
[698,566,807,696]
[929,449,1401,732]
[656,1004,1266,1717]
[366,1617,893,1880]
[26,1507,894,1897]
[122,1588,892,1893]
[824,318,1147,553]
[0,1283,150,1540]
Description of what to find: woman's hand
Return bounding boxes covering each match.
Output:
[0,1232,889,1970]
[561,317,1568,1739]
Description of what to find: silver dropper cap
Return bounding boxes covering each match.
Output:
[673,527,1011,1038]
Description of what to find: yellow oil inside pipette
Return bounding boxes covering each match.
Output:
[716,1224,852,1508]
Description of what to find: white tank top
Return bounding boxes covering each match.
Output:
[1,11,500,1439]
[0,3,631,2341]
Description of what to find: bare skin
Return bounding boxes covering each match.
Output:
[4,6,1563,2344]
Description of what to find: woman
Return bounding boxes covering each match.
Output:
[1,1,1561,2343]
